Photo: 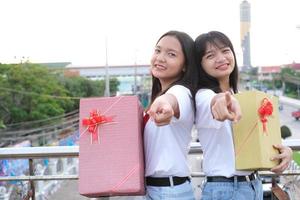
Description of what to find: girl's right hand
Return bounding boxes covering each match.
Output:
[211,91,242,122]
[147,94,178,126]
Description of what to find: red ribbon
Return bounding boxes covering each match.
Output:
[258,98,273,134]
[82,110,114,143]
[143,113,150,126]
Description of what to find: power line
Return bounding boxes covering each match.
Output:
[5,110,78,128]
[0,86,81,100]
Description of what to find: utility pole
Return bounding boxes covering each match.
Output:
[104,37,110,97]
[296,25,299,98]
[134,50,137,94]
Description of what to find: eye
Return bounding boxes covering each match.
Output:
[222,48,231,53]
[154,48,160,54]
[205,53,214,59]
[168,52,176,57]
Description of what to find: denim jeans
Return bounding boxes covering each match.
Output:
[145,180,195,200]
[200,177,263,200]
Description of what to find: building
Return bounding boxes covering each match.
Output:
[64,64,151,95]
[64,64,150,79]
[285,62,300,72]
[257,66,281,81]
[240,0,251,69]
[257,62,300,81]
[37,62,72,69]
[37,62,151,94]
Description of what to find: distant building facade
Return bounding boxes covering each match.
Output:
[37,62,71,69]
[258,66,281,81]
[64,64,150,79]
[257,62,300,81]
[38,62,151,94]
[285,62,300,72]
[64,64,151,94]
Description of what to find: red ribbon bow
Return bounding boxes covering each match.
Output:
[258,98,273,135]
[82,110,114,143]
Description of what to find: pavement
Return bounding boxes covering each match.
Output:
[280,95,300,107]
[48,180,145,200]
[48,180,91,200]
[47,179,203,200]
[48,181,138,200]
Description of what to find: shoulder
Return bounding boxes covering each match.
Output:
[167,85,192,97]
[196,89,216,99]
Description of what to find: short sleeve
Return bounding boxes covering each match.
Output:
[166,85,194,124]
[195,89,224,129]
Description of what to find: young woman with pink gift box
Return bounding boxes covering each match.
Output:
[194,31,292,200]
[144,30,198,199]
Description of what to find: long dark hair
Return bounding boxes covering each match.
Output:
[194,31,239,94]
[150,30,198,103]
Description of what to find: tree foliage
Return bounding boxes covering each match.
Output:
[0,63,119,125]
[281,67,297,76]
[281,125,292,139]
[60,76,119,112]
[281,67,300,98]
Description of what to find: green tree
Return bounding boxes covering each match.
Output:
[0,63,71,124]
[280,125,292,139]
[109,78,120,96]
[281,67,299,98]
[0,120,5,129]
[0,62,120,126]
[60,76,119,111]
[281,67,296,76]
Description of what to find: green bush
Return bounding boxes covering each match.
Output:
[281,125,292,139]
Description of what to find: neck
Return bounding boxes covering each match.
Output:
[219,78,230,92]
[160,77,179,92]
[160,81,170,92]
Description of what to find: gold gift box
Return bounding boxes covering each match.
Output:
[232,91,281,170]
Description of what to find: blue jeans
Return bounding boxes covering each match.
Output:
[200,177,263,200]
[145,180,195,200]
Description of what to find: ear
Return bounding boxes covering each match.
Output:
[182,67,186,72]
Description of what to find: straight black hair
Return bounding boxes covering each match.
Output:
[194,31,239,93]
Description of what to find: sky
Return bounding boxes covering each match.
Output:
[0,0,299,67]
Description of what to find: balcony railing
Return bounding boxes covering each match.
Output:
[1,140,300,199]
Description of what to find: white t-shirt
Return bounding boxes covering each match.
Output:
[195,89,252,177]
[144,85,194,177]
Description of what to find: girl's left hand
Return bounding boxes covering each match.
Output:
[270,144,293,174]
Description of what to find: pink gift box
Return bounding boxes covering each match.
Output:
[78,96,145,197]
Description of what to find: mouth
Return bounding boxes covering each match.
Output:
[216,63,230,70]
[153,64,166,70]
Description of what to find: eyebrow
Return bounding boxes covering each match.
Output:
[205,45,229,54]
[156,45,180,53]
[204,49,214,55]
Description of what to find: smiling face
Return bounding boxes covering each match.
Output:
[201,41,235,84]
[150,35,185,90]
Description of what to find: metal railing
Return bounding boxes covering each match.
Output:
[1,140,300,199]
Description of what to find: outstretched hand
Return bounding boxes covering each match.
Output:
[211,91,242,122]
[147,94,178,126]
[270,144,293,174]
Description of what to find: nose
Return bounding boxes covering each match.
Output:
[216,53,226,63]
[156,52,166,62]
